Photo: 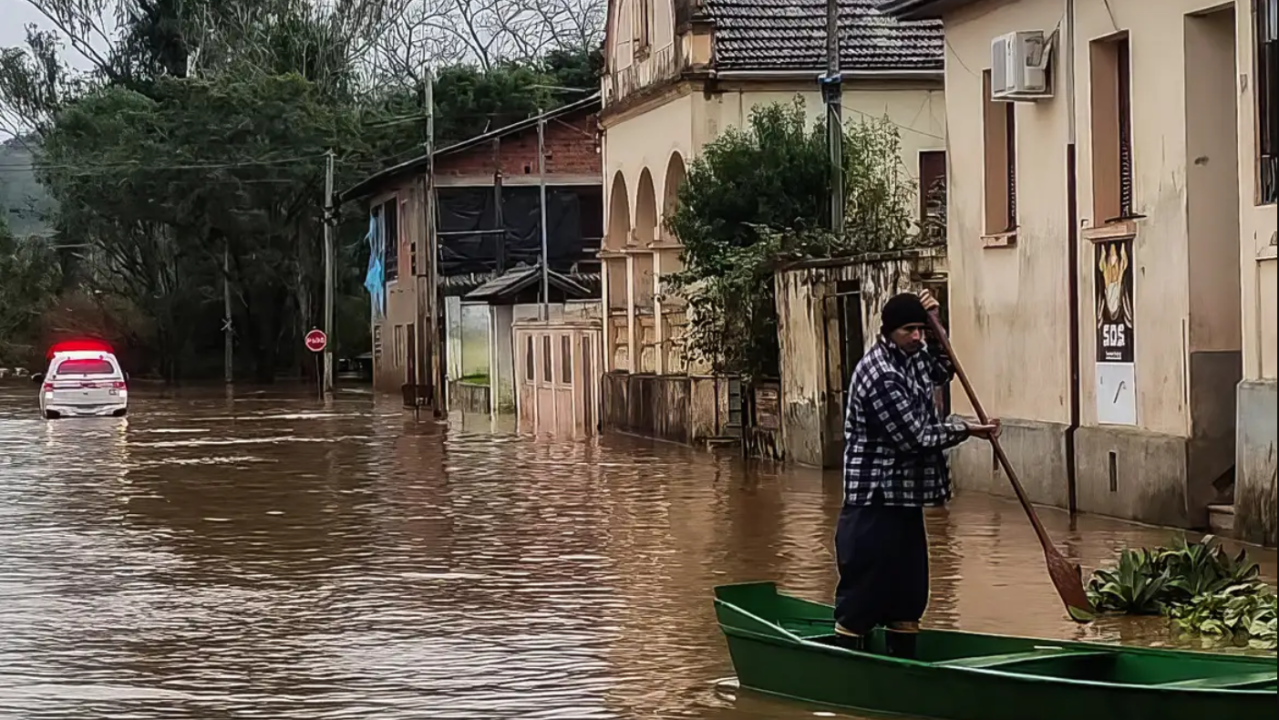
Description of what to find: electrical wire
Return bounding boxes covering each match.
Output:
[0,153,330,173]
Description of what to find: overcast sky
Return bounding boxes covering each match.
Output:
[2,0,112,64]
[1,0,110,139]
[0,1,45,48]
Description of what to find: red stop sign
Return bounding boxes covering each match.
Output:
[305,329,327,353]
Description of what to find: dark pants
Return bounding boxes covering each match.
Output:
[833,499,930,636]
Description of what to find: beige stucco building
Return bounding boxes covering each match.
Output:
[599,0,950,442]
[884,0,1277,544]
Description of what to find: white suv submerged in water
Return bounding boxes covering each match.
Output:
[37,350,129,419]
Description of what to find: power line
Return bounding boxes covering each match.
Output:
[0,153,331,174]
[0,144,464,177]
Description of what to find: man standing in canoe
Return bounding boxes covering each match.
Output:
[833,290,1000,658]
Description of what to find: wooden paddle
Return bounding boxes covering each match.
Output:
[925,308,1096,623]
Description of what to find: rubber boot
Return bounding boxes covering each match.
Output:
[832,623,866,652]
[885,622,919,659]
[885,631,917,658]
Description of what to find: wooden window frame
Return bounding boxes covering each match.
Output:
[525,336,535,382]
[918,149,947,241]
[560,335,573,385]
[541,335,553,385]
[981,70,1018,240]
[402,198,415,277]
[1257,0,1278,205]
[1090,33,1137,226]
[632,0,652,58]
[383,196,400,283]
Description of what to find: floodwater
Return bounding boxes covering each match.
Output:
[0,383,1273,720]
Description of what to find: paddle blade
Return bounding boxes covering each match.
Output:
[1046,551,1095,623]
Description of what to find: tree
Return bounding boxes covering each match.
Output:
[1,0,604,382]
[0,214,60,365]
[368,0,604,80]
[664,98,921,381]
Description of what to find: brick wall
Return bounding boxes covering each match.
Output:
[435,112,600,180]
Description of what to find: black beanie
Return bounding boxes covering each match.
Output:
[880,293,930,336]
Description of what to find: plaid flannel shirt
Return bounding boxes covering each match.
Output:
[842,336,969,507]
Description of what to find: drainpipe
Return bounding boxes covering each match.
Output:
[1064,0,1081,515]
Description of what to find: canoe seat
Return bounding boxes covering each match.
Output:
[1157,671,1277,690]
[937,649,1112,670]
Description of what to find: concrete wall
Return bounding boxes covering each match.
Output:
[1183,6,1244,523]
[1233,0,1279,546]
[774,249,948,468]
[1236,379,1277,545]
[600,371,731,444]
[448,380,491,414]
[937,0,1260,531]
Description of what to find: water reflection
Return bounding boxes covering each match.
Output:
[0,384,1273,719]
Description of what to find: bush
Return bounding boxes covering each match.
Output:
[1170,582,1277,649]
[0,217,61,365]
[1086,535,1275,649]
[663,98,924,380]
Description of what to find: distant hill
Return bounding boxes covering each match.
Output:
[0,135,56,238]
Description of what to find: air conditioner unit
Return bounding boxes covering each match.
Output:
[990,30,1052,101]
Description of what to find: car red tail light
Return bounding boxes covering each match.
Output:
[42,382,53,392]
[112,381,127,390]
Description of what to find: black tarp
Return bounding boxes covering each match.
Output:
[436,185,602,277]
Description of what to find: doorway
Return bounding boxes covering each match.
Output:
[1184,5,1243,515]
[834,280,865,392]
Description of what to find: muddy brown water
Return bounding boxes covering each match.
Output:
[0,384,1273,719]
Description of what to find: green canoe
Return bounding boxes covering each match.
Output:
[713,582,1276,720]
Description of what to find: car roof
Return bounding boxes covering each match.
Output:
[49,352,122,367]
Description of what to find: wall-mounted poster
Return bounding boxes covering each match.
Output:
[1094,238,1137,426]
[1096,362,1137,426]
[1095,239,1135,364]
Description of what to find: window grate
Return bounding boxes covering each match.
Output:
[1259,0,1278,204]
[1117,39,1134,217]
[1005,103,1017,228]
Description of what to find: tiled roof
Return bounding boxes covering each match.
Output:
[704,0,943,72]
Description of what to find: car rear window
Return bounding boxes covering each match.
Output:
[54,359,116,376]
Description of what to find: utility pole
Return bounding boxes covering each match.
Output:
[537,108,550,320]
[415,72,430,403]
[223,244,233,385]
[822,0,844,236]
[322,148,336,397]
[424,69,446,417]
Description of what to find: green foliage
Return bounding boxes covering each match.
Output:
[664,98,923,380]
[1086,535,1275,649]
[1170,582,1277,649]
[0,0,602,382]
[673,227,850,382]
[1087,548,1172,615]
[32,72,366,379]
[0,214,61,365]
[0,136,57,237]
